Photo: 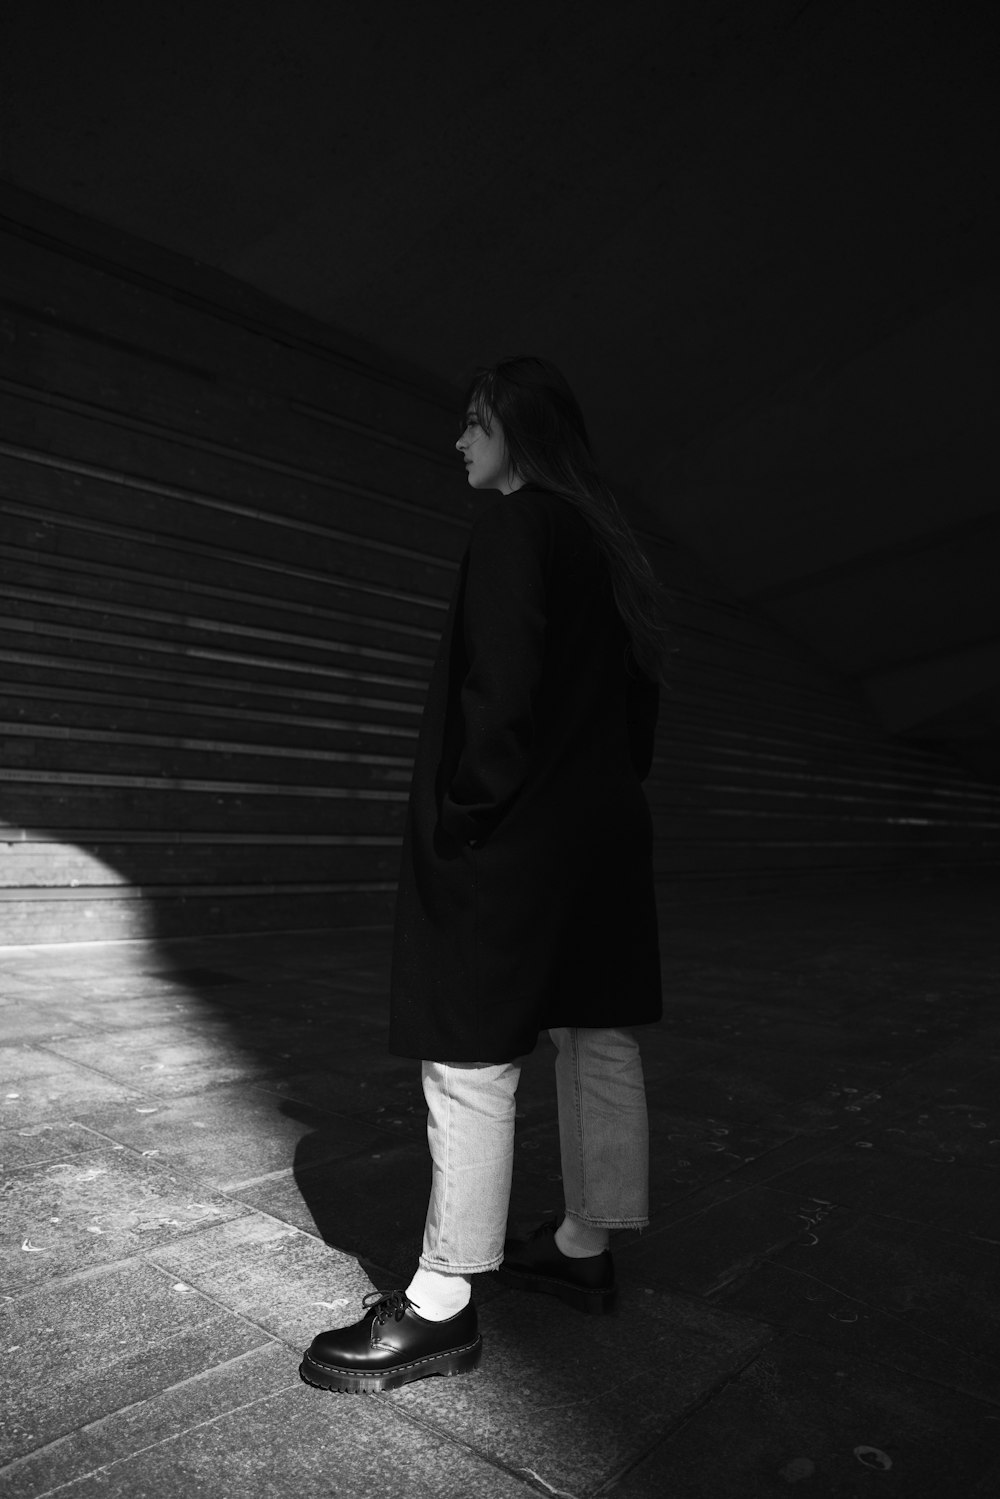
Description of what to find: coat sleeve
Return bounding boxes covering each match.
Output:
[440,498,548,844]
[626,669,659,782]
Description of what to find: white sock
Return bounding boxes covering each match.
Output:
[555,1215,610,1259]
[405,1266,472,1321]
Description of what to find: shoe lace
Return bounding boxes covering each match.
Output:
[362,1289,414,1326]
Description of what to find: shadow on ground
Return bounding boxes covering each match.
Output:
[2,877,999,1497]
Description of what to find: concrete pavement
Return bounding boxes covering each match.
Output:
[2,880,999,1496]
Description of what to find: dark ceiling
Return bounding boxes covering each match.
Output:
[1,0,998,767]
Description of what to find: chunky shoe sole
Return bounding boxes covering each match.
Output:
[299,1334,482,1394]
[497,1263,617,1315]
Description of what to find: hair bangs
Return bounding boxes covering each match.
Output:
[463,369,497,435]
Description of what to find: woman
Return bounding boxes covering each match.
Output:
[301,356,667,1394]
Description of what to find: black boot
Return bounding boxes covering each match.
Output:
[498,1220,616,1314]
[300,1289,482,1394]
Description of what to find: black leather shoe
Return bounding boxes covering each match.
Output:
[498,1220,616,1314]
[299,1289,482,1394]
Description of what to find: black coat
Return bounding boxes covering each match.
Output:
[389,485,662,1062]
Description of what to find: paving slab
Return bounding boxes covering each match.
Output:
[2,884,999,1498]
[46,972,230,1004]
[0,1046,144,1128]
[645,1107,804,1208]
[1,1342,296,1499]
[607,1031,732,1083]
[0,957,124,984]
[876,1050,1000,1112]
[148,1214,375,1348]
[1,1120,109,1173]
[640,1045,896,1132]
[0,1002,90,1043]
[245,1133,431,1281]
[1,1260,273,1466]
[73,1084,387,1192]
[41,992,237,1032]
[42,1023,281,1097]
[736,1013,977,1068]
[883,1083,1000,1167]
[619,1183,853,1298]
[250,1055,427,1135]
[0,969,67,998]
[717,1211,1000,1403]
[608,1334,1000,1498]
[1,1144,248,1294]
[389,1284,772,1498]
[17,1380,536,1499]
[205,992,340,1030]
[173,940,390,988]
[754,1134,1000,1239]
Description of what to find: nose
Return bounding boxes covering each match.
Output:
[455,434,467,452]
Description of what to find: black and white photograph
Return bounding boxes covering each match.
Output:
[0,2,998,1495]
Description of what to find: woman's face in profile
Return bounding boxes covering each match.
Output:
[456,408,520,493]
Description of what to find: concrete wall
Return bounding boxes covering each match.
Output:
[1,187,998,943]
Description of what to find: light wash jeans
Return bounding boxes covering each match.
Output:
[419,1027,649,1276]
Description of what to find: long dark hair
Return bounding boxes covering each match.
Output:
[463,355,673,683]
